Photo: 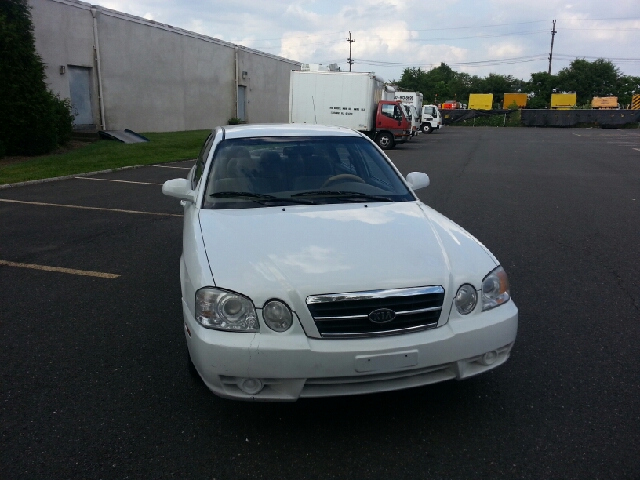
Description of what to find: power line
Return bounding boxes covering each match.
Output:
[249,29,549,51]
[410,30,547,42]
[222,16,640,46]
[561,27,640,31]
[353,54,549,69]
[554,54,640,62]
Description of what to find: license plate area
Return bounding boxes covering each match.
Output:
[355,350,418,373]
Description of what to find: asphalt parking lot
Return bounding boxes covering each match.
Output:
[1,126,639,479]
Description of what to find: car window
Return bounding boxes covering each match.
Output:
[193,133,214,189]
[202,136,414,209]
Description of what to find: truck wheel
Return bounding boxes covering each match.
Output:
[376,132,395,150]
[422,124,433,134]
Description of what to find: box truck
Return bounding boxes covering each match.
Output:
[420,104,442,133]
[551,93,576,110]
[468,93,494,110]
[394,91,423,136]
[503,93,528,109]
[591,97,619,109]
[289,71,411,149]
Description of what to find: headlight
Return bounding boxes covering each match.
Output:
[454,284,478,315]
[482,266,510,311]
[195,287,258,332]
[263,300,294,332]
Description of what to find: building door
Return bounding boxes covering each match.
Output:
[68,66,94,128]
[237,85,246,121]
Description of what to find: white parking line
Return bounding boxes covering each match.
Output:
[74,177,162,185]
[153,165,191,170]
[0,198,181,217]
[634,148,640,152]
[0,259,119,279]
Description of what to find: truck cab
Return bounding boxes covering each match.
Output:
[420,105,442,134]
[374,101,411,149]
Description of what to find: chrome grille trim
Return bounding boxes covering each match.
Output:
[307,286,444,304]
[314,305,442,321]
[320,324,438,339]
[306,285,446,338]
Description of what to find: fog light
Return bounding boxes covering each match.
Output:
[481,351,498,366]
[239,378,263,395]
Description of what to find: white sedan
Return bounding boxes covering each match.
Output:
[163,124,517,401]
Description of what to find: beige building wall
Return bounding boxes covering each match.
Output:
[29,0,300,132]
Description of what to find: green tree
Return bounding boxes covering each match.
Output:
[555,58,620,105]
[397,67,428,92]
[0,0,74,155]
[525,72,556,108]
[478,74,524,106]
[396,58,638,110]
[615,75,640,106]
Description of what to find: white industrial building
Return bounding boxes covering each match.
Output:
[29,0,301,132]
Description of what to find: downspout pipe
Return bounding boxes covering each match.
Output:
[91,7,106,130]
[234,47,239,119]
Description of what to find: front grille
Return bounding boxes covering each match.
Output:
[306,286,445,338]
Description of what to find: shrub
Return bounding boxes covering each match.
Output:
[0,140,5,159]
[0,0,74,156]
[507,101,519,110]
[227,117,243,125]
[50,93,75,145]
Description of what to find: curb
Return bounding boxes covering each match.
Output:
[0,159,195,190]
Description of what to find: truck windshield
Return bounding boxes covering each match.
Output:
[203,136,415,209]
[423,106,436,116]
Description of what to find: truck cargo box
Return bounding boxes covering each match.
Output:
[468,93,493,110]
[591,97,619,109]
[551,93,576,110]
[394,91,423,134]
[503,93,528,109]
[289,71,383,132]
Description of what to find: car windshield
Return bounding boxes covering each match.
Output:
[203,136,415,209]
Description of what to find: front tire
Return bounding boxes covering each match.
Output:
[422,123,433,134]
[375,132,395,150]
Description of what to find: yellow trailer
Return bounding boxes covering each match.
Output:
[468,93,493,110]
[591,97,619,109]
[551,93,576,110]
[631,94,640,110]
[503,93,527,109]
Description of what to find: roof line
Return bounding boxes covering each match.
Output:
[44,0,301,66]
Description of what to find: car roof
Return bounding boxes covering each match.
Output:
[222,123,362,140]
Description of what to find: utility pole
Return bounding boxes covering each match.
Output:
[347,31,355,72]
[548,19,557,75]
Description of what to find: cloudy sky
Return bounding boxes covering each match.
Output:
[100,0,640,81]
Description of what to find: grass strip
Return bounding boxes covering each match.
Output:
[0,130,210,185]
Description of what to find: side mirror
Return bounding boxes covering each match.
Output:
[162,178,197,203]
[405,172,430,191]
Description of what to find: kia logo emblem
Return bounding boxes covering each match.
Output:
[368,308,396,324]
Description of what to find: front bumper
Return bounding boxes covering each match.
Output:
[183,299,518,401]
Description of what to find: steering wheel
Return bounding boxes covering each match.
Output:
[322,174,365,188]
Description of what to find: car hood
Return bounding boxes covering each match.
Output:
[198,202,495,310]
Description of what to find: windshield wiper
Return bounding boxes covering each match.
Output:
[209,191,315,205]
[291,190,393,202]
